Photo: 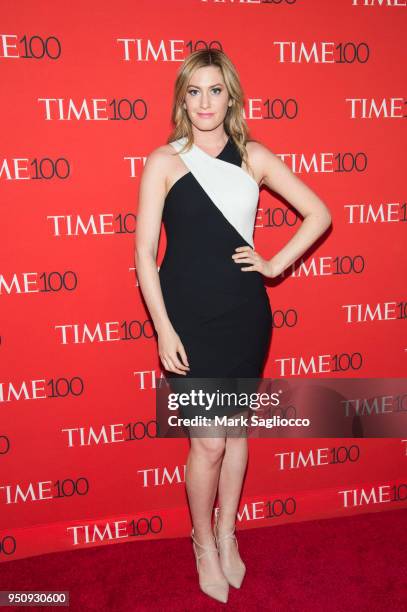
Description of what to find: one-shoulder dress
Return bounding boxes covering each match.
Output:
[158,135,272,419]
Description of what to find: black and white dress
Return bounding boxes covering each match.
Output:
[158,135,272,417]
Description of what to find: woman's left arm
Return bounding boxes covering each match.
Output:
[233,143,332,278]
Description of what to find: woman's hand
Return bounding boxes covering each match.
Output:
[158,326,190,375]
[232,246,279,278]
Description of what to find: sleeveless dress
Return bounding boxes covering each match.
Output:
[158,135,272,419]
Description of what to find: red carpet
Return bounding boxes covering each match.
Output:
[1,508,406,611]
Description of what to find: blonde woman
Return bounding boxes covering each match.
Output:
[135,49,331,603]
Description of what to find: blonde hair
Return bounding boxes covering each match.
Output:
[167,49,256,178]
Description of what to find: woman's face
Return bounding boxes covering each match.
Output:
[183,65,231,133]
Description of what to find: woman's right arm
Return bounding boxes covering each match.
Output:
[134,148,190,376]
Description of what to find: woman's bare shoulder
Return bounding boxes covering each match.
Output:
[145,143,176,164]
[142,143,178,185]
[245,140,282,187]
[246,138,275,158]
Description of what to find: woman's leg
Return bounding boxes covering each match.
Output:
[186,430,228,584]
[215,419,248,575]
[216,370,260,530]
[217,435,248,531]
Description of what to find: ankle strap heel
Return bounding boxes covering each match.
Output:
[190,528,229,603]
[215,528,239,550]
[213,516,246,589]
[191,528,218,571]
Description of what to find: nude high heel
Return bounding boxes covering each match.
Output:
[191,528,229,603]
[214,514,246,589]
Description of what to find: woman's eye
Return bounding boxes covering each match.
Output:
[188,88,222,96]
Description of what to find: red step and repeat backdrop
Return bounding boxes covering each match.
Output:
[1,0,406,562]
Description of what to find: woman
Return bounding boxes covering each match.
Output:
[135,49,331,603]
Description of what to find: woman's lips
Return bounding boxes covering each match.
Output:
[198,113,214,117]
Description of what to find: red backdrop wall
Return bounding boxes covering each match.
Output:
[1,0,406,562]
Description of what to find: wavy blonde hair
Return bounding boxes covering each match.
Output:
[167,48,256,178]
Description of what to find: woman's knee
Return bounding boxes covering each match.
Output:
[190,437,226,464]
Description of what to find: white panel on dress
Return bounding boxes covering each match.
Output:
[169,137,259,248]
